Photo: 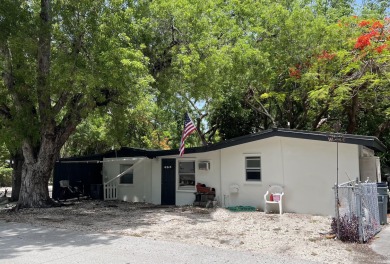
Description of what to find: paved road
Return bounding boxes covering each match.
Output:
[371,223,390,263]
[0,221,318,264]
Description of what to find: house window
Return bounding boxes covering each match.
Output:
[120,164,133,184]
[178,161,195,190]
[245,156,261,181]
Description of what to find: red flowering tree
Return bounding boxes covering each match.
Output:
[303,16,390,133]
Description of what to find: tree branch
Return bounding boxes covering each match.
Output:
[375,120,390,138]
[0,104,12,120]
[344,60,369,82]
[311,104,329,130]
[55,93,86,147]
[181,96,209,145]
[244,88,276,127]
[1,42,36,118]
[185,98,201,115]
[36,0,52,123]
[52,92,69,115]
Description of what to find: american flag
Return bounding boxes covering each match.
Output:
[179,113,197,156]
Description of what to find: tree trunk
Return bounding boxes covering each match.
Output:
[16,0,56,209]
[375,120,390,138]
[10,150,23,202]
[346,93,359,134]
[18,137,58,208]
[18,163,52,208]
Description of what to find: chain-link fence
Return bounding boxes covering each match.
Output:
[335,180,381,242]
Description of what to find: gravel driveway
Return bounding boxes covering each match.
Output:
[0,199,386,264]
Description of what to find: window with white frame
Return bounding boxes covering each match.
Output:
[120,164,133,184]
[245,156,261,181]
[178,161,195,190]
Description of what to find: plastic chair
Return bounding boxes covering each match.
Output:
[58,180,81,201]
[264,185,284,214]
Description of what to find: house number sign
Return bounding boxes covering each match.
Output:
[328,133,345,142]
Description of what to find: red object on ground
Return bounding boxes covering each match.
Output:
[196,183,215,194]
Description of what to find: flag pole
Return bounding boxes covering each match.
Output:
[179,112,198,156]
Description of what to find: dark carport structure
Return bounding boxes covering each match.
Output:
[53,148,152,200]
[53,154,104,200]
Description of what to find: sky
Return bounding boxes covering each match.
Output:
[354,0,390,15]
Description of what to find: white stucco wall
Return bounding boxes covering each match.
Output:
[102,158,153,203]
[103,136,372,216]
[220,137,283,209]
[151,158,161,204]
[280,138,359,215]
[151,151,221,206]
[220,137,360,216]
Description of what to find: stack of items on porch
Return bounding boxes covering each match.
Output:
[193,183,216,208]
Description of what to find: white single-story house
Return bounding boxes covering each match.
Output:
[55,128,386,216]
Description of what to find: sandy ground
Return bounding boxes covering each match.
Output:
[0,192,387,264]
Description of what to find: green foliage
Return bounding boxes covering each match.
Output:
[0,167,12,187]
[59,0,390,162]
[210,92,264,140]
[0,144,12,187]
[0,0,153,152]
[2,0,390,170]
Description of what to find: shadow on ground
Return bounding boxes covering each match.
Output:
[0,221,119,262]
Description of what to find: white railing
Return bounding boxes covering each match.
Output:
[104,183,117,200]
[102,158,144,201]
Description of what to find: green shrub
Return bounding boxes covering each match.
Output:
[0,166,12,187]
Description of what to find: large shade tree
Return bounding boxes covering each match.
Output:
[206,0,390,138]
[0,0,151,208]
[2,0,390,209]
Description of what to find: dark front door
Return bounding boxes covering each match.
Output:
[161,159,176,205]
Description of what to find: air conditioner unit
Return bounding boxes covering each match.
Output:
[198,161,210,171]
